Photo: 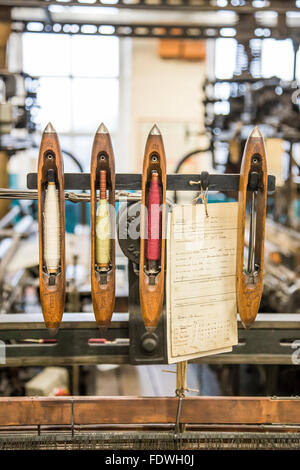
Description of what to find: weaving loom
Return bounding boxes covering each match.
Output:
[1,125,300,451]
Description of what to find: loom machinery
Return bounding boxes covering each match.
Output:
[201,72,300,316]
[0,0,300,450]
[0,71,41,319]
[2,122,300,450]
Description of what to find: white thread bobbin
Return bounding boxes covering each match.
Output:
[96,199,110,266]
[44,182,60,273]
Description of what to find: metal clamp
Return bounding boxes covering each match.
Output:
[189,171,211,190]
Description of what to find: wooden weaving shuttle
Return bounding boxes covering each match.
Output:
[237,126,268,329]
[38,123,65,336]
[90,123,115,330]
[139,125,167,332]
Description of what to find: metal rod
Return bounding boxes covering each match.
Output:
[0,206,21,229]
[175,396,183,434]
[247,191,256,274]
[1,0,298,12]
[0,189,142,203]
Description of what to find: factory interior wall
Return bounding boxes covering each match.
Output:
[7,34,208,177]
[127,38,207,173]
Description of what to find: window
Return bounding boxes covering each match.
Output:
[215,38,237,80]
[22,33,119,170]
[215,37,296,81]
[261,39,295,81]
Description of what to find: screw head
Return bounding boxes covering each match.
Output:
[141,334,158,353]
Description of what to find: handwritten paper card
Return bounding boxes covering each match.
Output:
[166,203,238,364]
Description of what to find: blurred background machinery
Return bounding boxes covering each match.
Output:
[0,1,298,428]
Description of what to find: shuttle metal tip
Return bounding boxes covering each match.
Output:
[242,321,252,330]
[48,327,58,337]
[98,325,108,335]
[145,326,157,334]
[44,122,56,134]
[250,126,263,139]
[149,124,161,136]
[97,122,109,134]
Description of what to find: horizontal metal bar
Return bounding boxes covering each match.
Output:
[2,0,299,13]
[0,313,299,329]
[0,188,142,203]
[0,313,129,329]
[1,354,129,367]
[0,396,300,426]
[0,353,295,367]
[27,172,276,192]
[11,15,300,40]
[12,20,228,40]
[191,354,300,365]
[0,313,299,366]
[0,334,129,362]
[11,19,297,40]
[0,314,130,366]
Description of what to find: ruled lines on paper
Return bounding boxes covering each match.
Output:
[166,203,238,364]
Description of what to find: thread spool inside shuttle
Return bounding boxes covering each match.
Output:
[43,169,60,283]
[95,170,110,272]
[146,170,161,283]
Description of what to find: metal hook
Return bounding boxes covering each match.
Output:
[189,170,209,190]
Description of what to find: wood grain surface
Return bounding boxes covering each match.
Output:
[90,127,115,328]
[0,397,299,426]
[38,128,65,332]
[139,127,167,330]
[237,128,268,328]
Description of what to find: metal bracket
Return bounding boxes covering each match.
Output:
[27,172,276,193]
[189,171,210,191]
[128,262,167,364]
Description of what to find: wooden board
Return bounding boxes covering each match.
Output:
[0,397,300,426]
[0,397,71,426]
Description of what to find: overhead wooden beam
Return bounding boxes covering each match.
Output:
[0,397,300,427]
